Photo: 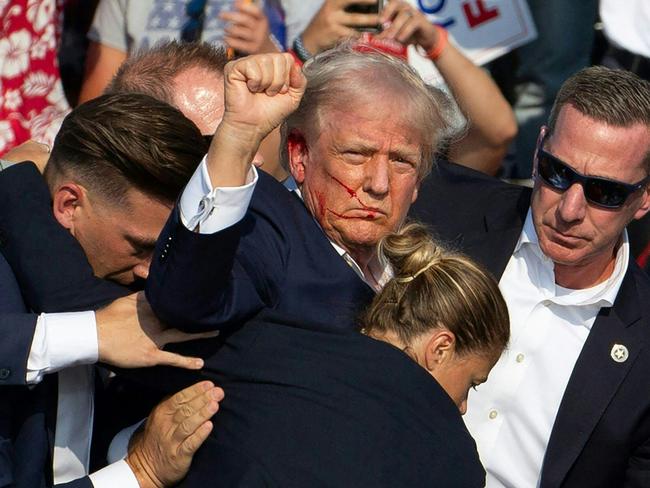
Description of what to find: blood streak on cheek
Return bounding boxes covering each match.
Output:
[329,175,377,218]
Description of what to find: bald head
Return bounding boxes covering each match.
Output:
[106,40,228,134]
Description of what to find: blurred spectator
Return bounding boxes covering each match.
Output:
[600,0,650,80]
[0,0,70,156]
[288,0,516,175]
[494,0,598,180]
[79,0,285,103]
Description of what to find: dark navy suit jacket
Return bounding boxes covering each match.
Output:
[410,160,650,488]
[0,163,127,488]
[144,170,484,486]
[177,321,484,487]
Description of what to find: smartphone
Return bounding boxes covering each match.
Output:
[345,0,384,32]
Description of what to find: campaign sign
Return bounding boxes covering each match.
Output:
[407,0,537,77]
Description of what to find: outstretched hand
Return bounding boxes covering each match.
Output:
[96,292,219,370]
[220,0,279,55]
[301,0,380,55]
[126,381,224,488]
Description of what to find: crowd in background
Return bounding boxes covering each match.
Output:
[1,1,650,487]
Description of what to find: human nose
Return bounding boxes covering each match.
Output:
[459,399,468,415]
[363,156,390,197]
[557,183,587,224]
[133,256,152,280]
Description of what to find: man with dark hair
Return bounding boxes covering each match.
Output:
[411,66,650,487]
[0,92,221,487]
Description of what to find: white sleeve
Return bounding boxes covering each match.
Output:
[89,460,139,488]
[87,0,128,52]
[26,312,98,384]
[179,156,258,234]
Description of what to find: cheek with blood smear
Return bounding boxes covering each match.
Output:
[328,175,377,219]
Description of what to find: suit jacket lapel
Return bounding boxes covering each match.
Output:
[458,188,529,279]
[540,268,645,487]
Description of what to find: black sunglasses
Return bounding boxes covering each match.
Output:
[536,138,649,209]
[181,0,208,42]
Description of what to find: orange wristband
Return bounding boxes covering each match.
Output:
[426,25,449,61]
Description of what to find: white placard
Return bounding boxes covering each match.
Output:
[406,0,537,84]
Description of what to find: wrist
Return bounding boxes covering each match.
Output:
[425,25,449,61]
[126,450,163,488]
[292,34,313,63]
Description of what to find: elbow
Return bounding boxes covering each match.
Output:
[485,110,518,151]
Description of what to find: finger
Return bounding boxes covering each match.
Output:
[395,20,419,44]
[172,385,223,424]
[151,349,205,370]
[382,8,413,39]
[178,420,213,457]
[224,24,255,41]
[252,55,275,93]
[166,381,215,410]
[174,396,220,440]
[264,54,290,96]
[379,0,402,23]
[288,57,307,92]
[224,37,257,55]
[232,1,265,18]
[220,10,260,26]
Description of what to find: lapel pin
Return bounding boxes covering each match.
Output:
[610,344,629,363]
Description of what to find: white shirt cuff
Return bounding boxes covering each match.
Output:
[26,311,98,384]
[179,155,258,234]
[89,460,139,488]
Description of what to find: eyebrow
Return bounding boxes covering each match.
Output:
[125,234,158,251]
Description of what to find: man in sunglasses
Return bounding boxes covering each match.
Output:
[411,65,650,487]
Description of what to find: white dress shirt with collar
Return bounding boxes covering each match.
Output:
[463,210,629,488]
[25,312,139,487]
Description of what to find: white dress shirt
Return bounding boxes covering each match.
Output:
[25,308,138,486]
[464,211,629,488]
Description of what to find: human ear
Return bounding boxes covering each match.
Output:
[411,181,420,203]
[287,130,308,184]
[423,329,456,372]
[52,183,86,233]
[633,184,650,221]
[531,126,548,179]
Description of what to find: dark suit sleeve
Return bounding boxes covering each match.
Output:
[146,201,287,333]
[0,251,38,386]
[54,478,94,488]
[0,162,127,313]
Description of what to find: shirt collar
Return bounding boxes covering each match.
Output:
[514,210,629,310]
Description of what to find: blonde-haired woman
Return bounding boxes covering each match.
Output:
[361,221,510,414]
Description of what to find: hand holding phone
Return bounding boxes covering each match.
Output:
[300,0,383,55]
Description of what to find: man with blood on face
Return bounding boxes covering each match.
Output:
[147,45,455,336]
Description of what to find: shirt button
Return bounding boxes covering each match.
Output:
[489,410,498,420]
[0,368,11,380]
[516,353,525,363]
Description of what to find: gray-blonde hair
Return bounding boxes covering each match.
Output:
[280,44,460,180]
